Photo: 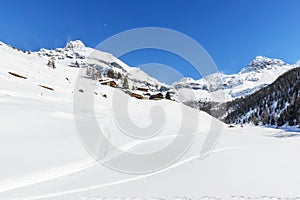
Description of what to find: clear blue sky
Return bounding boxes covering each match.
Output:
[1,0,300,83]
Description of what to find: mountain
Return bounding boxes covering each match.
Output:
[2,39,299,129]
[224,67,300,127]
[3,40,296,105]
[174,56,297,102]
[175,56,300,128]
[33,40,170,94]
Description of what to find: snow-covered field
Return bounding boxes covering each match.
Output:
[1,42,300,200]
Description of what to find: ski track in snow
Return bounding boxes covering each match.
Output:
[5,146,247,200]
[0,158,97,194]
[0,108,186,196]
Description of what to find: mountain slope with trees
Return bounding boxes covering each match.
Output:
[224,67,300,127]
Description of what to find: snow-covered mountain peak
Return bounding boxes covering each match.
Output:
[65,40,86,50]
[173,77,196,85]
[173,56,297,102]
[173,77,208,91]
[240,56,287,73]
[205,72,226,80]
[250,55,285,65]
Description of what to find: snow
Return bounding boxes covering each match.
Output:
[126,68,170,91]
[174,56,298,102]
[65,40,86,50]
[1,41,300,199]
[32,40,166,92]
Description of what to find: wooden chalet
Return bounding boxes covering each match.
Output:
[136,87,149,92]
[99,79,117,87]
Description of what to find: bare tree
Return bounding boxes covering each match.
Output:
[122,76,129,89]
[47,58,56,69]
[107,69,115,79]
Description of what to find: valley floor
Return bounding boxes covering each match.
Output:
[1,89,300,200]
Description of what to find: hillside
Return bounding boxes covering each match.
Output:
[0,40,171,97]
[225,67,300,127]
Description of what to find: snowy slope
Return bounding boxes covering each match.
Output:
[174,56,298,102]
[1,41,300,199]
[33,40,169,92]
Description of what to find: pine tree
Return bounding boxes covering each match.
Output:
[270,116,275,125]
[117,72,122,79]
[165,92,171,100]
